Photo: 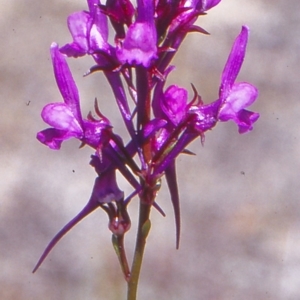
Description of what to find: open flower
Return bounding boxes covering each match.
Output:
[60,0,110,62]
[37,43,111,150]
[218,26,259,133]
[116,0,157,67]
[190,26,259,134]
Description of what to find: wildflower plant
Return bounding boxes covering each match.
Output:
[34,0,259,298]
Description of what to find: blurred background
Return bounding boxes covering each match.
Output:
[1,0,300,299]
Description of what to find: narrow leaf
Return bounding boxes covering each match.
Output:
[165,160,181,249]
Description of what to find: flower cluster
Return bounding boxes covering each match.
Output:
[34,0,259,277]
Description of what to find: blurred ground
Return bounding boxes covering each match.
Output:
[1,0,300,299]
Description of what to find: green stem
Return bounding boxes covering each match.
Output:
[112,234,130,281]
[127,201,151,300]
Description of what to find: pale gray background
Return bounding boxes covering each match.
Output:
[1,0,300,299]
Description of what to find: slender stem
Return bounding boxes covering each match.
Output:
[127,59,152,299]
[127,201,151,300]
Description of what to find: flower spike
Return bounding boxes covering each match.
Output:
[36,0,259,290]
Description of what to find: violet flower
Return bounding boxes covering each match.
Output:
[59,0,110,63]
[189,26,259,134]
[116,0,157,67]
[218,26,259,133]
[37,43,111,150]
[152,25,259,158]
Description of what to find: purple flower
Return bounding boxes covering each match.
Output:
[60,0,109,58]
[218,26,259,133]
[37,43,111,150]
[116,0,157,67]
[190,26,259,134]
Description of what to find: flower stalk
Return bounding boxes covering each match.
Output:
[127,201,151,300]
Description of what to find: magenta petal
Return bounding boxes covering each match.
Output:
[82,119,111,148]
[67,12,89,49]
[220,26,249,99]
[189,100,220,132]
[236,110,260,134]
[116,22,157,67]
[37,128,69,150]
[88,5,109,50]
[41,103,83,135]
[50,43,82,123]
[219,82,259,133]
[161,85,188,126]
[219,82,258,120]
[60,12,90,57]
[60,43,88,58]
